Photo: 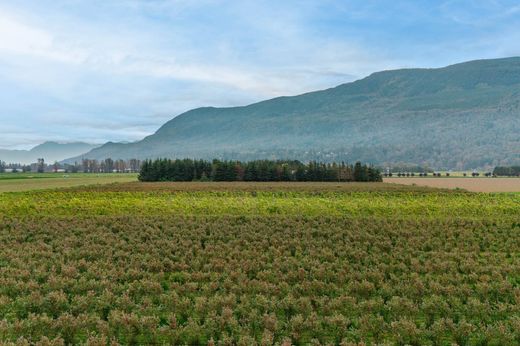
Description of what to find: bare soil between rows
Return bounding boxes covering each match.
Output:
[385,177,520,192]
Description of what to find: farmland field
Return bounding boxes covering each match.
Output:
[384,177,520,192]
[0,182,519,345]
[0,173,138,193]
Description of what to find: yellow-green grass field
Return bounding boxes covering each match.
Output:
[0,181,519,344]
[0,173,138,193]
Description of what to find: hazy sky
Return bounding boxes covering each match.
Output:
[1,0,519,149]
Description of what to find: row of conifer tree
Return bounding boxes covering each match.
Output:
[493,166,520,177]
[138,159,382,182]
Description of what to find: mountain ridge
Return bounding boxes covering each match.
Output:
[1,142,100,164]
[65,57,520,169]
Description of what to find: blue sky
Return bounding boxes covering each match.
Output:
[1,0,519,149]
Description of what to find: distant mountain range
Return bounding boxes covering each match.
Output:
[64,57,520,169]
[0,142,99,164]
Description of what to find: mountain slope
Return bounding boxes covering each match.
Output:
[68,57,520,169]
[0,142,100,164]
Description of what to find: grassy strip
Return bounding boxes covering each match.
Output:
[1,190,518,220]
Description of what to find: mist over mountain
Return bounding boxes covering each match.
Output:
[66,57,520,170]
[1,142,100,165]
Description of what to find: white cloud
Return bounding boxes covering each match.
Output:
[0,12,88,64]
[0,12,52,53]
[0,5,376,99]
[0,9,316,98]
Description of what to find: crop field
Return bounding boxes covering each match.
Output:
[384,177,520,193]
[0,173,138,193]
[0,182,519,345]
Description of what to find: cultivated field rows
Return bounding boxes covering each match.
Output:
[0,182,519,345]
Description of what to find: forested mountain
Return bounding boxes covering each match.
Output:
[0,142,99,164]
[66,57,520,170]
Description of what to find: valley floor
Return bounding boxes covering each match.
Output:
[0,182,518,344]
[0,173,137,193]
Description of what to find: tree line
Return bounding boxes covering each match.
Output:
[138,159,382,182]
[493,166,520,177]
[0,159,142,173]
[79,158,141,173]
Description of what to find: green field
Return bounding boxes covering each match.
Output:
[0,182,519,345]
[0,173,138,193]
